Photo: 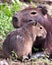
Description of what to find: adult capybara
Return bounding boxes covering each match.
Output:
[37,6,52,58]
[12,6,52,58]
[3,18,47,60]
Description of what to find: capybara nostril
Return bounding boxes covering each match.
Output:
[12,16,18,22]
[31,11,36,15]
[35,21,37,26]
[28,19,37,26]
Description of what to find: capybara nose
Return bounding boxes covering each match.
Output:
[12,16,18,22]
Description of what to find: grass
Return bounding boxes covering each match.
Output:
[0,1,52,65]
[0,0,24,41]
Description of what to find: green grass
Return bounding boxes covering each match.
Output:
[0,0,35,41]
[0,0,23,40]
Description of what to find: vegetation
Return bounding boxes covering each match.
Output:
[0,1,52,65]
[0,0,23,41]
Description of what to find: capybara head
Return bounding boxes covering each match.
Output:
[12,6,48,28]
[33,22,47,39]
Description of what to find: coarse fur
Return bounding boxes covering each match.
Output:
[3,20,47,60]
[37,6,52,58]
[12,6,52,58]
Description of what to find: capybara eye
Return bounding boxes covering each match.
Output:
[40,27,42,29]
[12,16,18,22]
[29,20,32,22]
[31,11,36,15]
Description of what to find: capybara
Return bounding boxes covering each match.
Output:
[12,6,52,58]
[3,19,47,60]
[37,6,52,58]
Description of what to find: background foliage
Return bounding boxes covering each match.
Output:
[0,0,23,40]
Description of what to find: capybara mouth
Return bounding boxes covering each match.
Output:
[36,36,45,40]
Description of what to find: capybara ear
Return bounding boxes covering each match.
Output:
[37,6,48,15]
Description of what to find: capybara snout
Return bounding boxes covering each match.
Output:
[12,11,23,28]
[12,16,20,28]
[12,16,18,22]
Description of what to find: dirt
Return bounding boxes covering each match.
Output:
[0,58,52,65]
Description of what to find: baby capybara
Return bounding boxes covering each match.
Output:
[3,19,47,60]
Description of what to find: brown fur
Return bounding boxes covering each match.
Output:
[3,20,47,59]
[37,6,52,58]
[12,7,52,58]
